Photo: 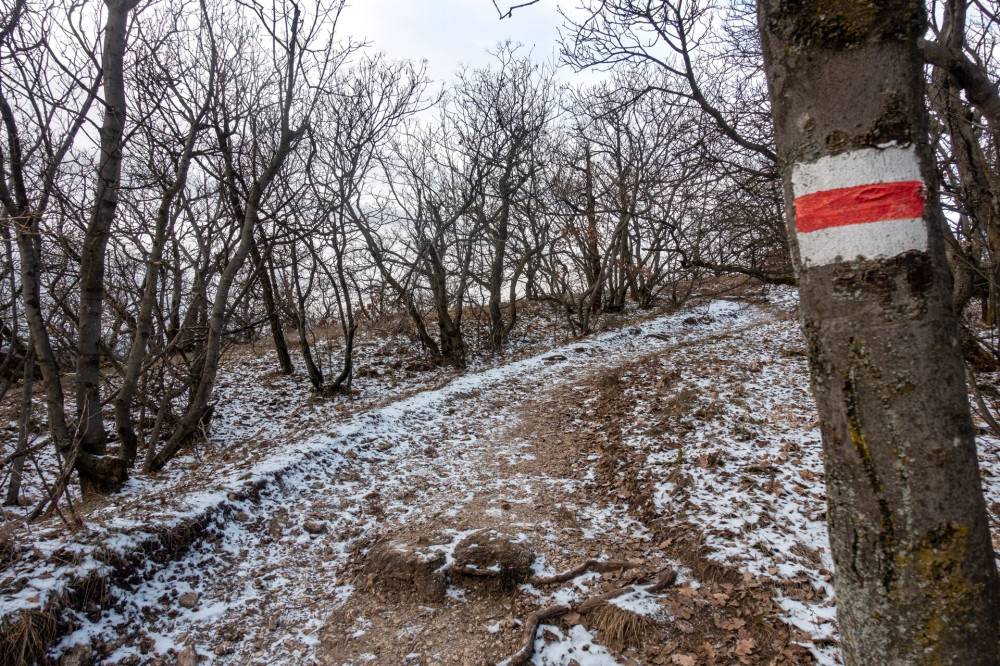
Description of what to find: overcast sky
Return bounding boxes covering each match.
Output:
[338,0,569,79]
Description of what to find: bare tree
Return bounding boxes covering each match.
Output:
[1,0,105,505]
[146,0,356,472]
[758,0,1000,660]
[452,44,555,351]
[113,0,217,468]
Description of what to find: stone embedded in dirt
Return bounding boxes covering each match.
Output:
[60,643,92,666]
[452,531,534,590]
[178,592,200,609]
[233,511,249,522]
[303,520,327,535]
[362,540,448,603]
[543,354,567,362]
[175,644,199,666]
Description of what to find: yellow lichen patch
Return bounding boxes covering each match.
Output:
[909,523,987,655]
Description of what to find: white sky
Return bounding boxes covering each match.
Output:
[338,0,569,79]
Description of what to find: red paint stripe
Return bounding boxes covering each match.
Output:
[794,181,925,233]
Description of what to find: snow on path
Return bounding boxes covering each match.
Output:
[45,299,766,664]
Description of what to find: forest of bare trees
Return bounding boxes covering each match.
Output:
[0,0,772,508]
[0,0,995,509]
[1,0,1000,662]
[0,0,992,509]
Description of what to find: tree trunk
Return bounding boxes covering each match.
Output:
[116,108,203,467]
[757,0,1000,662]
[326,222,357,391]
[4,346,33,506]
[290,244,325,391]
[251,239,294,375]
[427,243,466,367]
[168,237,183,342]
[76,0,134,494]
[351,215,441,359]
[15,221,74,458]
[487,250,505,350]
[487,215,508,351]
[146,0,304,471]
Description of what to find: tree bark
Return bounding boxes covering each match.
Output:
[76,0,135,494]
[4,346,33,506]
[115,103,204,467]
[426,241,466,367]
[146,4,304,473]
[757,1,1000,663]
[250,239,294,375]
[290,243,325,391]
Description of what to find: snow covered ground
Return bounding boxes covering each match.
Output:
[4,287,1000,665]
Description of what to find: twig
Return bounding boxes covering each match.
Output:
[26,437,80,524]
[27,449,73,527]
[0,437,49,468]
[492,0,540,20]
[966,362,1000,438]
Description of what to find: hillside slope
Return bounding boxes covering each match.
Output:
[8,288,1000,665]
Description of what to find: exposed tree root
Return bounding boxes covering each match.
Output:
[500,565,678,664]
[530,558,634,586]
[646,567,678,593]
[502,603,569,666]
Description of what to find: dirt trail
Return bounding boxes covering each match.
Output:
[54,298,814,665]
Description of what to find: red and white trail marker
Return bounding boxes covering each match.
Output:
[791,145,928,267]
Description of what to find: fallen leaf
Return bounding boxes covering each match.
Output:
[735,638,756,656]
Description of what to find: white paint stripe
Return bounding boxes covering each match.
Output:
[791,145,922,197]
[797,217,927,267]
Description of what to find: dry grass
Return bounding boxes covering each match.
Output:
[0,606,60,666]
[586,601,657,652]
[0,523,18,569]
[597,369,623,393]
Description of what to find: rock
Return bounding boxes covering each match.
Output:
[176,645,199,666]
[363,539,448,602]
[629,327,642,335]
[178,592,200,609]
[233,511,249,522]
[303,520,326,535]
[214,642,232,656]
[543,354,567,362]
[61,643,92,666]
[452,531,534,591]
